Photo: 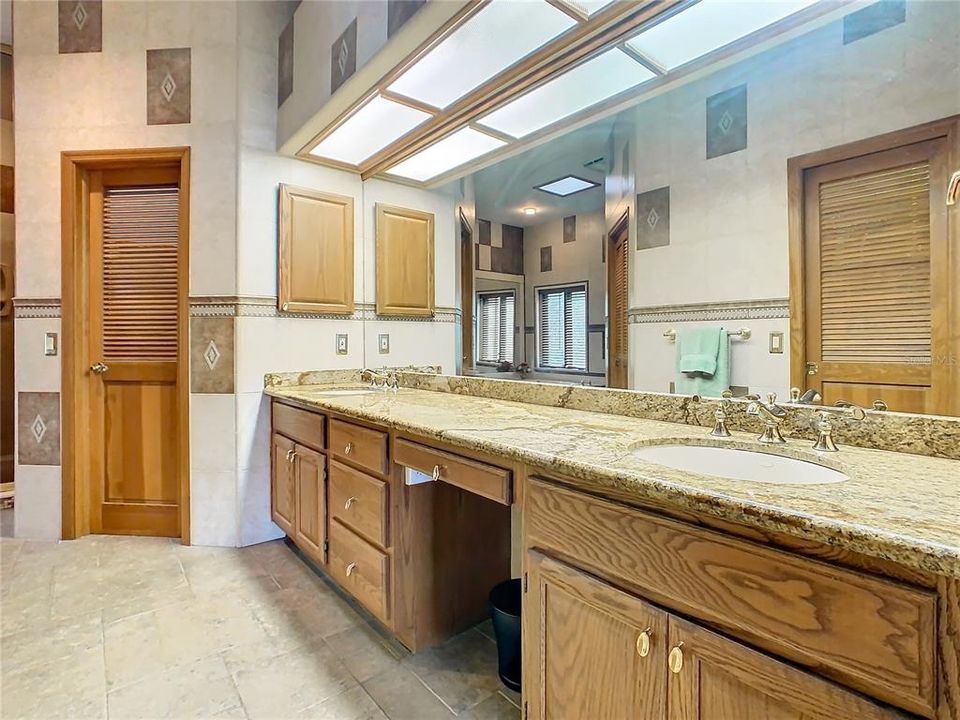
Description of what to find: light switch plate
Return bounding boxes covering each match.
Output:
[44,332,58,356]
[378,334,390,354]
[336,334,348,355]
[769,331,784,354]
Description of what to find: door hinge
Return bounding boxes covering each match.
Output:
[524,701,528,719]
[523,572,528,592]
[323,541,329,552]
[805,361,819,376]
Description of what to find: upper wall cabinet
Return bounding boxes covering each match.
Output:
[375,204,435,317]
[278,184,355,315]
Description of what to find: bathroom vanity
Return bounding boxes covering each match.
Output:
[266,372,959,720]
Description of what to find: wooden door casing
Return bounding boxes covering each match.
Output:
[526,552,668,720]
[790,117,959,416]
[667,617,901,720]
[294,444,327,565]
[87,166,184,537]
[460,214,474,371]
[607,211,629,389]
[271,433,296,536]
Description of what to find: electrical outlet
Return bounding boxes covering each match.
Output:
[769,331,784,354]
[378,334,390,354]
[44,332,58,356]
[336,334,348,355]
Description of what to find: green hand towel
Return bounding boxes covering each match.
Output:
[675,328,730,397]
[677,326,722,375]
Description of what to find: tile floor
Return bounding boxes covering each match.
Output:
[0,535,521,720]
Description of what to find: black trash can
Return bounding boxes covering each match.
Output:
[488,578,522,692]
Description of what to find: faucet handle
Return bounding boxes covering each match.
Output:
[767,392,778,405]
[790,387,801,402]
[834,400,866,421]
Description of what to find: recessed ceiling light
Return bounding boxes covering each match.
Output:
[625,0,820,71]
[534,176,600,197]
[309,94,432,166]
[478,48,655,138]
[523,207,537,216]
[386,127,507,183]
[386,1,576,109]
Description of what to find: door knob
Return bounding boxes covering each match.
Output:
[90,362,109,374]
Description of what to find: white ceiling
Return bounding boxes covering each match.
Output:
[457,115,618,227]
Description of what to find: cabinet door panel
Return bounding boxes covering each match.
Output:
[667,616,902,720]
[271,433,296,535]
[526,552,668,720]
[294,444,326,564]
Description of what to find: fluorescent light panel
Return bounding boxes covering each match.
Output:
[626,0,821,71]
[563,0,615,17]
[386,127,506,182]
[478,48,655,138]
[309,95,431,165]
[535,176,599,197]
[387,0,576,109]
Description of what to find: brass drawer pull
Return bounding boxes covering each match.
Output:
[345,562,357,577]
[432,464,442,481]
[286,448,295,463]
[344,442,353,455]
[636,628,652,658]
[668,643,684,674]
[344,496,357,510]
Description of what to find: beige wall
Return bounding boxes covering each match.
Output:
[623,0,959,398]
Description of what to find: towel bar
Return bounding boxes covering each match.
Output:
[663,327,751,342]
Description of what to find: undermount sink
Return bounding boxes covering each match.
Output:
[315,387,377,397]
[633,444,847,485]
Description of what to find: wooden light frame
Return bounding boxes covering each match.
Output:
[787,116,960,414]
[61,147,191,542]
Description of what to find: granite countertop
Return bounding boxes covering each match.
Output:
[266,383,960,578]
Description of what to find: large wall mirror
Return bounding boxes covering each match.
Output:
[438,0,959,416]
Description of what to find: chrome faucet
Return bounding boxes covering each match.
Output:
[745,392,788,444]
[360,368,399,392]
[790,387,822,405]
[811,401,866,452]
[710,394,733,438]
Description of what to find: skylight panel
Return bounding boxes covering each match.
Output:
[386,127,506,182]
[309,95,432,166]
[535,176,599,196]
[386,0,576,109]
[625,0,821,71]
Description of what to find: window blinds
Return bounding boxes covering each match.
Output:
[478,292,515,364]
[538,285,587,370]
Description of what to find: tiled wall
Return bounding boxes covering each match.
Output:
[620,0,959,396]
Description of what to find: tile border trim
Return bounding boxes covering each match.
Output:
[629,297,790,324]
[12,298,62,318]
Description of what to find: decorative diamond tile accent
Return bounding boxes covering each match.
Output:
[73,2,88,30]
[278,16,295,106]
[843,0,906,44]
[637,186,670,250]
[706,85,747,159]
[337,39,349,77]
[330,18,357,93]
[160,72,178,103]
[646,207,660,230]
[31,415,48,444]
[388,0,426,37]
[203,340,221,370]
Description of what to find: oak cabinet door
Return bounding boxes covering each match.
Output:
[375,203,435,316]
[271,433,296,535]
[525,552,668,720]
[667,617,902,720]
[294,444,327,565]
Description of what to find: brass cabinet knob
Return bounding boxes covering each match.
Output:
[345,562,356,577]
[432,464,442,481]
[668,643,684,674]
[285,448,295,462]
[344,496,357,510]
[636,628,652,658]
[344,442,353,455]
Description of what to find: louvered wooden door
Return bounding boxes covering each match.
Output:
[802,137,953,415]
[608,222,629,389]
[87,167,183,536]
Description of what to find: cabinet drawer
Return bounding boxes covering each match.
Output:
[329,459,389,548]
[272,402,325,451]
[328,520,389,622]
[525,479,937,717]
[329,419,388,476]
[395,438,511,505]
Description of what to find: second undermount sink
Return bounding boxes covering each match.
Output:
[633,444,847,485]
[315,387,377,397]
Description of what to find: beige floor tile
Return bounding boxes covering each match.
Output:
[402,629,501,713]
[458,692,522,720]
[363,666,455,720]
[297,685,388,720]
[1,611,102,673]
[0,644,107,720]
[230,641,358,720]
[106,655,241,720]
[324,624,406,683]
[0,583,53,637]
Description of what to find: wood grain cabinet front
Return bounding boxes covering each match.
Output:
[329,419,388,476]
[329,519,390,623]
[394,438,512,505]
[272,402,325,451]
[294,444,326,566]
[329,458,389,548]
[271,433,296,536]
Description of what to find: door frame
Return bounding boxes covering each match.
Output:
[787,116,960,409]
[459,208,474,373]
[60,147,191,542]
[607,208,629,389]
